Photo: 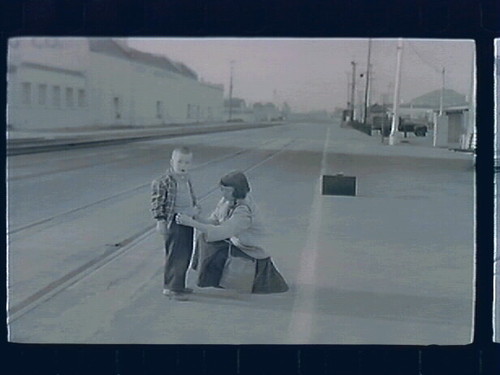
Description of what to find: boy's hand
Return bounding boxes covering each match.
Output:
[176,213,194,227]
[156,220,168,235]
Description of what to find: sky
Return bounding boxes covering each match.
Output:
[127,38,475,113]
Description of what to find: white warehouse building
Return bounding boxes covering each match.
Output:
[7,38,224,130]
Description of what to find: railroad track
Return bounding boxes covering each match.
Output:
[6,122,284,156]
[7,137,279,236]
[7,138,297,323]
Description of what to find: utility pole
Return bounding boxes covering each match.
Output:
[368,66,374,107]
[466,49,475,150]
[439,67,445,116]
[389,38,403,145]
[350,61,357,121]
[345,72,350,108]
[363,39,372,124]
[228,60,235,121]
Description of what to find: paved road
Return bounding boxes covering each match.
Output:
[7,121,475,344]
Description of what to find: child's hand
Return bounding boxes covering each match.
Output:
[176,213,194,226]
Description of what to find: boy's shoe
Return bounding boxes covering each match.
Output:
[162,288,193,295]
[163,289,189,301]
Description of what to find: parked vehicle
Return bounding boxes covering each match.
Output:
[398,118,428,137]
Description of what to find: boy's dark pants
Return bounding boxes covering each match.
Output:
[163,220,194,292]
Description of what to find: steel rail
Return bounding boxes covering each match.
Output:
[7,122,284,156]
[7,139,296,323]
[7,138,279,236]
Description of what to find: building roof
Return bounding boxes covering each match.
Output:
[88,39,198,80]
[439,105,470,114]
[403,89,468,109]
[19,62,85,77]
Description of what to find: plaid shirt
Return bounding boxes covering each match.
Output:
[151,168,197,227]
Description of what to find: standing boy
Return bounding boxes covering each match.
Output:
[151,146,199,301]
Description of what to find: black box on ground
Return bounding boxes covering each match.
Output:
[322,174,356,196]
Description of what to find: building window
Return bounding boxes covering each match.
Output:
[186,104,191,119]
[21,82,31,106]
[65,87,74,108]
[78,89,86,107]
[113,97,121,119]
[38,84,47,106]
[156,101,163,119]
[52,86,61,108]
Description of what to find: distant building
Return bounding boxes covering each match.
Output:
[398,88,468,123]
[402,89,474,150]
[7,38,224,130]
[366,103,390,132]
[433,106,475,150]
[223,98,254,122]
[406,89,468,109]
[253,102,280,121]
[365,88,475,149]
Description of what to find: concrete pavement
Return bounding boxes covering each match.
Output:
[284,125,474,344]
[8,121,475,344]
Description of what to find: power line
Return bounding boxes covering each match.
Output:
[407,41,442,74]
